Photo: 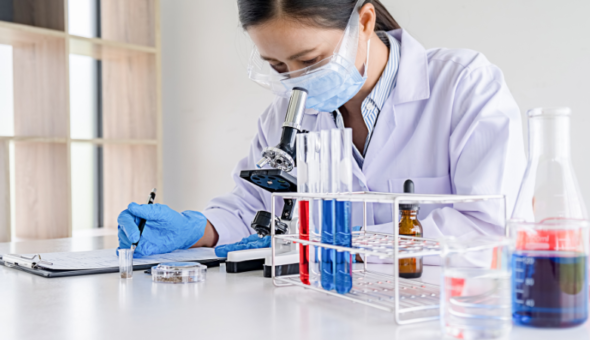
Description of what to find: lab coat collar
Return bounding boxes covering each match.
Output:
[388,29,431,104]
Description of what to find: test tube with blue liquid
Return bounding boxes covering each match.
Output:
[320,130,335,291]
[319,129,353,293]
[333,129,353,294]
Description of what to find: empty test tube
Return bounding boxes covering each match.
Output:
[308,133,321,288]
[119,248,134,279]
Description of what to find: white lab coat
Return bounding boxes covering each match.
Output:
[203,29,526,263]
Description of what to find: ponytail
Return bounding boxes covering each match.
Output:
[369,0,401,31]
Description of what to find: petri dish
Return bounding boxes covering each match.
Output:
[151,262,207,284]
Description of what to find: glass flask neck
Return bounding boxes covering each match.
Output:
[529,114,570,160]
[511,108,588,222]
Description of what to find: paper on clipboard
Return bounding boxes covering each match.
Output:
[14,248,219,270]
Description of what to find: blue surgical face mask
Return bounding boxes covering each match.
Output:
[282,39,370,112]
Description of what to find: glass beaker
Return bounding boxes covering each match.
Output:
[119,248,134,279]
[441,236,512,340]
[509,107,589,328]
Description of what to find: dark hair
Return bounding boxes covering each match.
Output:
[237,0,401,32]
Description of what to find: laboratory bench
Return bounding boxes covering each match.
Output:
[0,236,589,340]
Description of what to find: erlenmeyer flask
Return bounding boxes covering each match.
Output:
[509,107,589,328]
[512,107,587,222]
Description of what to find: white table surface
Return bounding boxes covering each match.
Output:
[1,236,589,340]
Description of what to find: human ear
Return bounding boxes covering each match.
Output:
[358,3,376,42]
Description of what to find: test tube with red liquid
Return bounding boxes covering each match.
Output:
[297,132,320,286]
[299,200,310,284]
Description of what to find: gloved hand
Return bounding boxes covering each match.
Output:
[214,234,270,258]
[118,203,207,258]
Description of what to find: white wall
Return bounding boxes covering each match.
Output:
[161,0,590,212]
[161,0,273,211]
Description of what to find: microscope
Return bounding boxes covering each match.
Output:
[225,88,308,275]
[240,87,308,236]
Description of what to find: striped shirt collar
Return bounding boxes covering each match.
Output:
[334,31,401,163]
[360,32,400,153]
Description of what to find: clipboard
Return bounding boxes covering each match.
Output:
[0,254,223,278]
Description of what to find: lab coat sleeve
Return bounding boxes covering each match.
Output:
[202,100,285,246]
[366,62,526,265]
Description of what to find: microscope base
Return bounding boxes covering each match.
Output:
[263,250,300,277]
[225,247,299,276]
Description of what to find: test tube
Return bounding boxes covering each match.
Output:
[119,248,134,279]
[297,133,310,285]
[334,128,353,295]
[320,129,335,291]
[308,133,321,287]
[297,132,321,286]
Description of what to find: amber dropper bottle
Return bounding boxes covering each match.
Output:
[398,180,423,279]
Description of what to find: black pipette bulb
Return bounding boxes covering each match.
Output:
[400,179,419,211]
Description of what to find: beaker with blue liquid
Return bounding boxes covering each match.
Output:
[509,107,589,328]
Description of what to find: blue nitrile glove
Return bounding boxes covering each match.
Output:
[117,203,207,258]
[214,234,270,258]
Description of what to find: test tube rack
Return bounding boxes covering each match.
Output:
[270,191,506,325]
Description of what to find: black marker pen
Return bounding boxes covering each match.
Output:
[131,188,157,251]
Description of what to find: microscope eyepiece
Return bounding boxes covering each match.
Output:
[282,89,308,131]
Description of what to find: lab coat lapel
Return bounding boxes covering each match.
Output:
[363,30,431,173]
[363,96,396,173]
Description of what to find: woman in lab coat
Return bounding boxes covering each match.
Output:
[117,0,526,258]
